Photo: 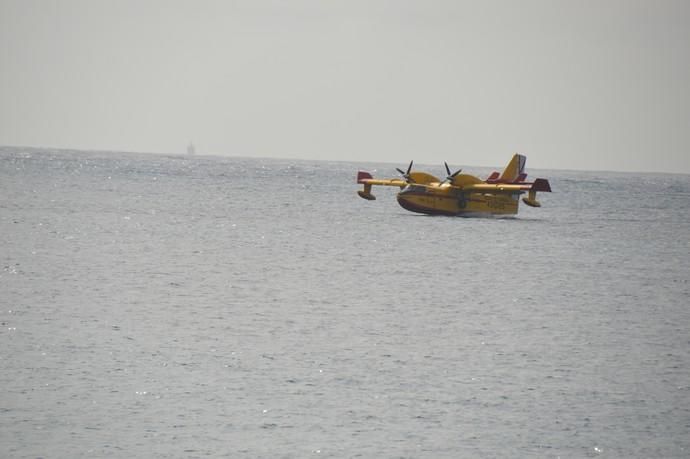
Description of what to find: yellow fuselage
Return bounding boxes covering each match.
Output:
[396,183,520,216]
[356,163,550,216]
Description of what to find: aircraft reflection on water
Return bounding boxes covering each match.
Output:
[357,154,551,217]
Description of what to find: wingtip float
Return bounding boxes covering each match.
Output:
[356,153,551,216]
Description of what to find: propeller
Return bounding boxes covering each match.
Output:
[440,161,462,184]
[396,160,414,183]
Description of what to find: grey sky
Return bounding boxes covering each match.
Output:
[1,0,689,173]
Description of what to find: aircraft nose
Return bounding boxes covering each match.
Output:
[396,194,417,213]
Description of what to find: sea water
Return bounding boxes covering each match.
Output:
[1,147,689,458]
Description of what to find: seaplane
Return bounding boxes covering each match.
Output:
[356,153,551,216]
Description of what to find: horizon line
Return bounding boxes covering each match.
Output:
[1,143,688,177]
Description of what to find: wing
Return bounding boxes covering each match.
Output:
[462,178,551,207]
[356,170,442,200]
[357,171,407,188]
[462,178,551,193]
[356,171,407,200]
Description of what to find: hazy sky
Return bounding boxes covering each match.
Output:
[1,0,689,173]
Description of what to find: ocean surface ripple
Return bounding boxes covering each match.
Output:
[1,147,689,458]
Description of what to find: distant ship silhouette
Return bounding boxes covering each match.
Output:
[187,142,195,155]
